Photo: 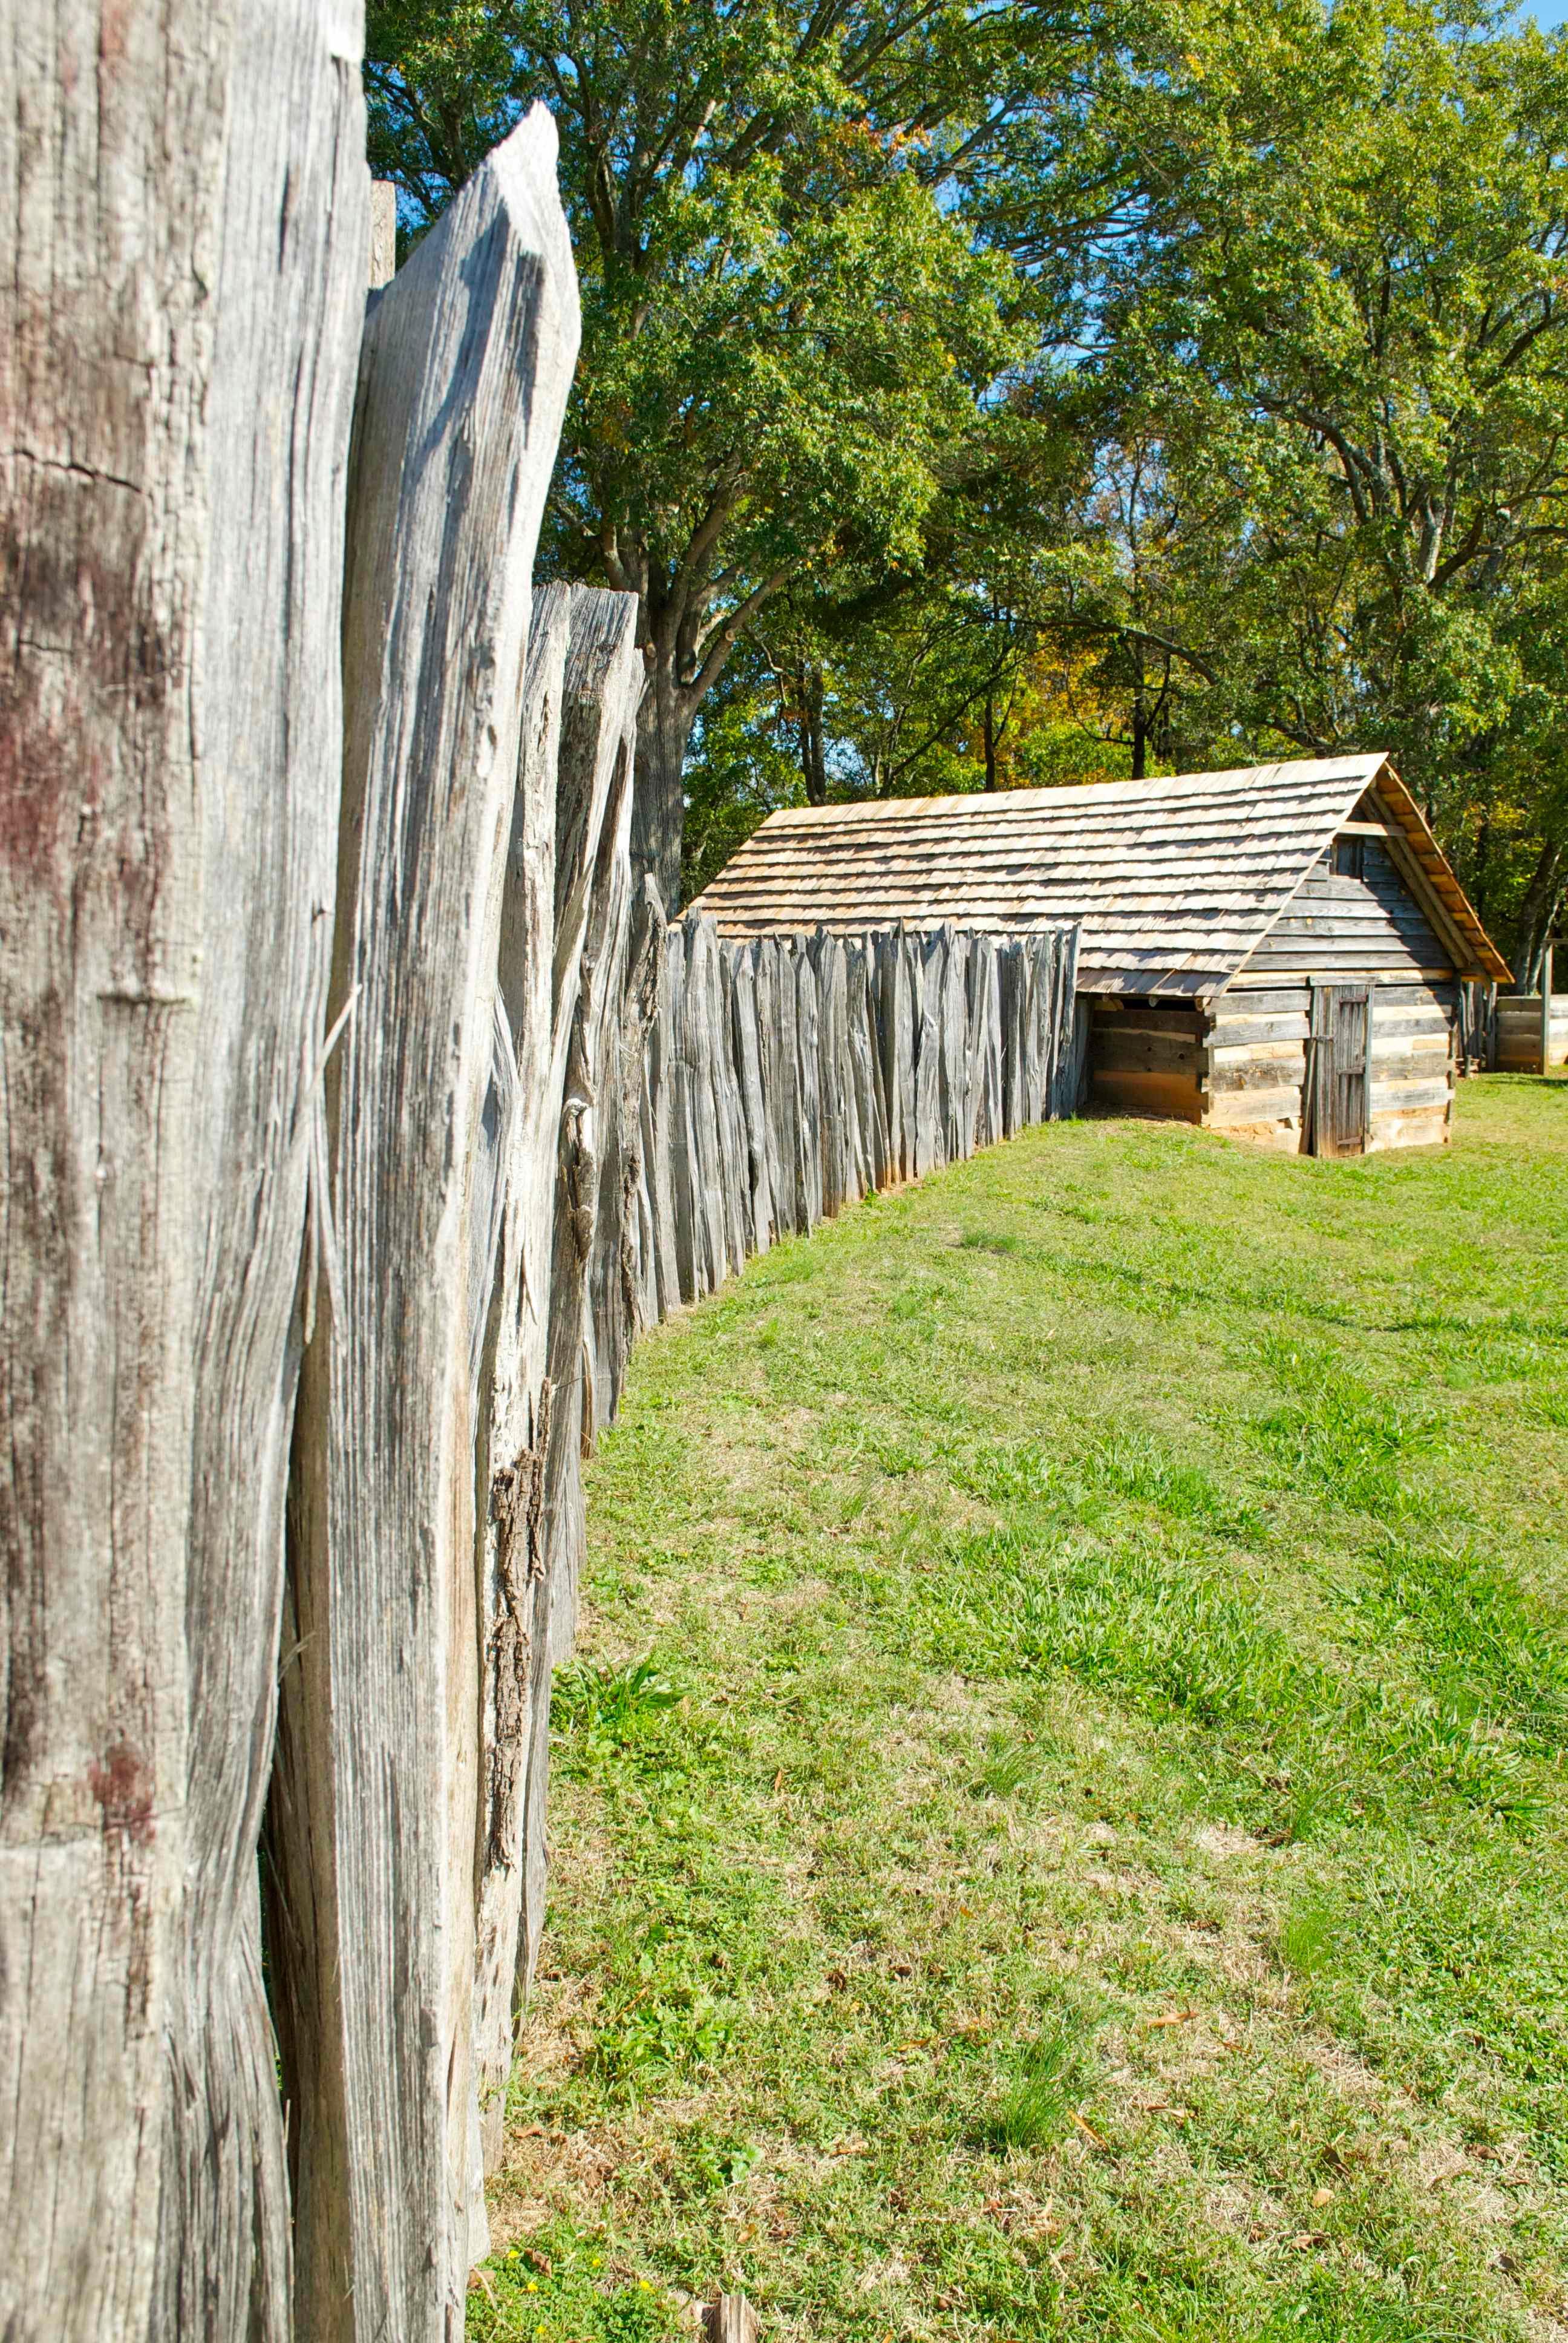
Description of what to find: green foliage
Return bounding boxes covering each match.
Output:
[469,2226,684,2343]
[364,0,1568,952]
[365,0,1036,875]
[552,1656,682,1761]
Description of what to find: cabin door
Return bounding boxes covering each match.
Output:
[1307,984,1371,1157]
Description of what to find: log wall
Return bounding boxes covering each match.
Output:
[1241,840,1448,978]
[1495,994,1568,1073]
[1094,977,1461,1153]
[1087,1000,1205,1125]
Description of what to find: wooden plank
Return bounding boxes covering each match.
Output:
[1094,1029,1203,1075]
[370,179,398,288]
[1207,1049,1307,1095]
[1367,1105,1451,1153]
[1368,1076,1452,1112]
[1209,1014,1310,1049]
[1227,966,1459,988]
[1091,1006,1209,1038]
[273,106,579,2341]
[1207,1083,1306,1125]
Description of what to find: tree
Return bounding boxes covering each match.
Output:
[996,0,1568,971]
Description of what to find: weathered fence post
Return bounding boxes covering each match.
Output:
[153,16,370,2341]
[267,105,579,2341]
[469,584,572,2176]
[514,589,642,2022]
[0,5,367,2338]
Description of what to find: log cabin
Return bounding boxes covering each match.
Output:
[691,753,1511,1156]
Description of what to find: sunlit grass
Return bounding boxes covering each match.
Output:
[478,1075,1568,2341]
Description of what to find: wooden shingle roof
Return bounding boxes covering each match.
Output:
[692,753,1509,995]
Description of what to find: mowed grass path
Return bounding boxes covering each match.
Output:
[475,1078,1568,2343]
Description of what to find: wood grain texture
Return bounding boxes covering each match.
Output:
[0,7,365,2336]
[155,10,369,2339]
[704,2293,760,2343]
[270,105,579,2342]
[470,586,570,2180]
[516,589,642,2033]
[543,589,641,1674]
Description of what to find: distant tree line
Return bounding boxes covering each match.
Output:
[367,0,1568,979]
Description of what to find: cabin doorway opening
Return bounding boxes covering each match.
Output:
[1307,983,1371,1156]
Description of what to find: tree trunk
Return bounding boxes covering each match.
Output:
[800,664,828,805]
[1131,692,1149,781]
[0,8,364,2339]
[632,663,691,916]
[1512,833,1564,991]
[982,695,998,791]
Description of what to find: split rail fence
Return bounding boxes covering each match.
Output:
[1,23,1080,2342]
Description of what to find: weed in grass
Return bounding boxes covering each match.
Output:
[552,1657,680,1765]
[470,2227,683,2343]
[980,2019,1093,2151]
[949,1437,1059,1508]
[1361,1535,1568,1752]
[689,2137,761,2194]
[1086,1427,1260,1539]
[588,1926,737,2097]
[1279,1901,1337,1979]
[922,1522,1300,1734]
[968,1728,1039,1800]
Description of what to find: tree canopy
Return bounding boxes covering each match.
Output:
[367,0,1568,970]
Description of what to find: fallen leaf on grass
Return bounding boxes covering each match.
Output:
[1073,2112,1109,2148]
[1144,2009,1198,2029]
[1289,2231,1328,2250]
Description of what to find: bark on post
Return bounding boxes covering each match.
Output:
[267,106,579,2342]
[0,7,365,2338]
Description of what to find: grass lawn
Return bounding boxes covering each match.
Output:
[473,1075,1568,2343]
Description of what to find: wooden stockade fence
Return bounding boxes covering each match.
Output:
[2,22,1082,2340]
[630,916,1085,1328]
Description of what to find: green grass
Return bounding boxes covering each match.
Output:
[477,1075,1568,2341]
